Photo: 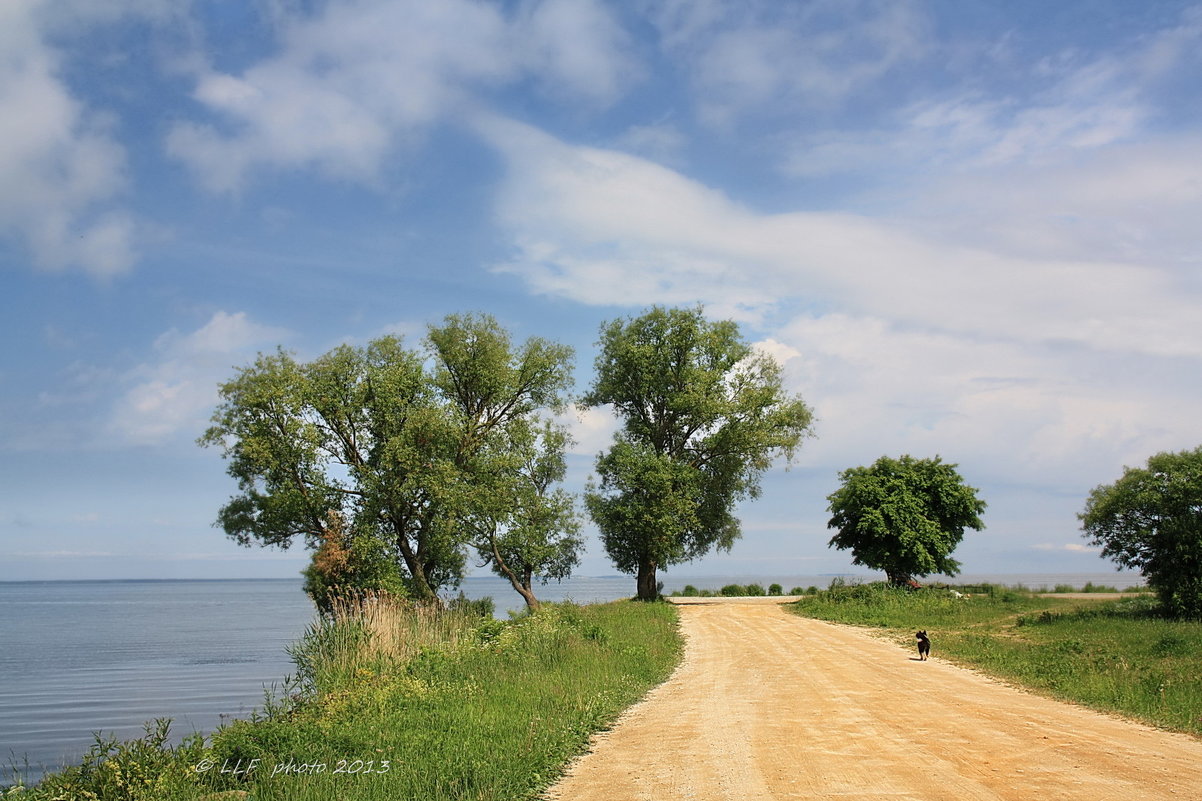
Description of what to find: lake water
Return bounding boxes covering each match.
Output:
[0,571,1143,785]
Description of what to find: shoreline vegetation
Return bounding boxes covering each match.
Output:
[4,597,682,801]
[786,580,1202,737]
[667,579,1144,598]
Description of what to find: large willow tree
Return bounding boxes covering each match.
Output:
[200,313,577,605]
[583,306,814,600]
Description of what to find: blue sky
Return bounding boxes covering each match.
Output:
[3,0,1199,584]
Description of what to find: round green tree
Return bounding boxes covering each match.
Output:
[826,455,986,585]
[1080,445,1202,618]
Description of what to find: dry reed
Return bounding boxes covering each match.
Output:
[290,589,476,693]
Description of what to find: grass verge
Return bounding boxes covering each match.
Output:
[6,598,682,801]
[789,582,1202,737]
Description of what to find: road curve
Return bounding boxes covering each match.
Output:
[544,600,1202,800]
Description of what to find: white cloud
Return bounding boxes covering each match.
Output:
[110,312,292,445]
[517,0,637,106]
[167,0,637,192]
[644,0,931,125]
[908,137,1202,272]
[481,120,1202,493]
[785,6,1202,182]
[484,119,1202,358]
[0,0,139,276]
[1034,543,1098,553]
[614,121,687,165]
[558,404,621,457]
[752,338,801,367]
[775,313,1192,489]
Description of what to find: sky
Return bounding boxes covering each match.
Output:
[2,0,1199,585]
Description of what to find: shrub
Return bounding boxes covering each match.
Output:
[744,583,766,597]
[302,512,407,615]
[719,584,746,597]
[768,583,783,596]
[448,592,495,618]
[15,719,208,801]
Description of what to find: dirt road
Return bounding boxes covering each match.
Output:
[545,599,1202,800]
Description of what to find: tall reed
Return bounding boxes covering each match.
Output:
[288,590,476,695]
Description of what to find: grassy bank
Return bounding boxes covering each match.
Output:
[789,582,1202,736]
[7,598,682,801]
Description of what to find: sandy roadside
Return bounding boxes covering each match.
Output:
[544,600,1202,801]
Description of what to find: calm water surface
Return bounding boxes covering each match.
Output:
[0,571,1142,785]
[0,580,314,784]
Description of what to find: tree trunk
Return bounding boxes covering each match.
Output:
[395,532,437,603]
[636,559,659,600]
[488,532,541,610]
[505,574,540,611]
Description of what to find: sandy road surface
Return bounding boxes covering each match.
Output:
[545,599,1202,801]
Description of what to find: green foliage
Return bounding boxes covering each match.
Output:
[719,584,745,597]
[302,512,407,614]
[447,592,496,619]
[6,719,208,800]
[468,420,583,609]
[200,313,577,605]
[826,454,986,585]
[791,587,1202,736]
[768,583,783,596]
[584,305,813,598]
[1080,445,1202,618]
[428,315,581,609]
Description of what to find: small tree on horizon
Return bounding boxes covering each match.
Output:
[826,454,986,586]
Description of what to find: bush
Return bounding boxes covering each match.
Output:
[719,584,746,597]
[302,513,407,615]
[14,719,208,800]
[744,583,766,597]
[768,583,783,596]
[448,592,495,618]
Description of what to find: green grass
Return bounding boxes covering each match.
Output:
[7,599,682,801]
[790,583,1202,736]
